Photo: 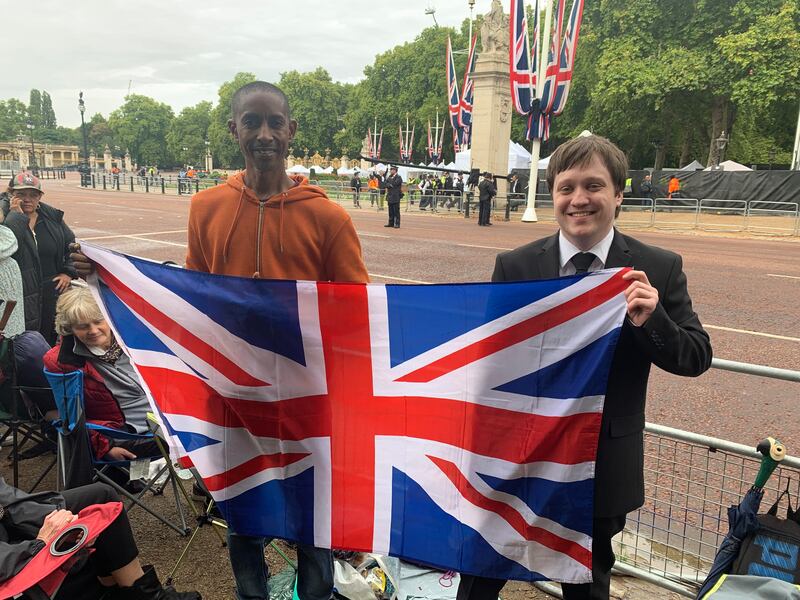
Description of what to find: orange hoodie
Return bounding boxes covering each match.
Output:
[186,172,369,283]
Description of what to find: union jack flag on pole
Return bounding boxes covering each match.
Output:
[551,0,584,116]
[539,0,566,115]
[510,0,534,116]
[82,243,630,582]
[446,37,462,131]
[459,34,478,130]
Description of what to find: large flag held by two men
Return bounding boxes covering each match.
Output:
[82,243,629,583]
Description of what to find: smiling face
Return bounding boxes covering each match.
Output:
[228,90,296,174]
[553,155,622,251]
[12,188,43,215]
[72,317,113,350]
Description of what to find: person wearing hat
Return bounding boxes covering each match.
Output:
[477,172,496,226]
[384,165,403,228]
[5,173,76,345]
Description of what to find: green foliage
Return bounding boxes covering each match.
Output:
[0,99,28,141]
[28,90,42,127]
[41,92,57,128]
[108,94,174,166]
[207,72,257,169]
[167,101,212,167]
[279,68,348,155]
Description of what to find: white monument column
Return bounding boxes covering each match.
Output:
[469,0,511,200]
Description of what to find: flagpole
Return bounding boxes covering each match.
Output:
[792,97,800,170]
[522,0,554,223]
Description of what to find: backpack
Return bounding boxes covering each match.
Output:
[732,485,800,584]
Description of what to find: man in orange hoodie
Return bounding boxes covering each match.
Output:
[189,82,369,600]
[73,81,369,600]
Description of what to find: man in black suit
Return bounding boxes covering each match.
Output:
[477,172,496,226]
[457,135,712,600]
[384,166,403,228]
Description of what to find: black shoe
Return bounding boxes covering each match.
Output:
[116,565,201,599]
[393,224,400,228]
[485,222,493,226]
[384,224,393,227]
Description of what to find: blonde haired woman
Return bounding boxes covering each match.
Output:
[43,286,159,462]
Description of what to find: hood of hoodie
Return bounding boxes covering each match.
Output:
[220,172,331,271]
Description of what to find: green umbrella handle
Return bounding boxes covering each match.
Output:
[754,436,786,489]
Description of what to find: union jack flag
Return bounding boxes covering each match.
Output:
[459,34,478,129]
[82,243,630,582]
[446,37,461,131]
[551,0,584,116]
[539,0,566,115]
[510,0,534,116]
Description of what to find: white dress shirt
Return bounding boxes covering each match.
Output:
[558,228,616,276]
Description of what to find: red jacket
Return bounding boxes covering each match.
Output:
[43,336,127,459]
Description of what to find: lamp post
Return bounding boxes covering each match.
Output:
[78,92,90,185]
[713,131,729,169]
[26,119,37,176]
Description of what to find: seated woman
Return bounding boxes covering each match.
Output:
[43,285,159,462]
[0,476,199,599]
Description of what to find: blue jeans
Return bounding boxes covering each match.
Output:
[227,531,334,600]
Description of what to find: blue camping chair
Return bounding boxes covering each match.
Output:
[44,368,189,535]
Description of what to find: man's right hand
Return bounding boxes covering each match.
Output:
[69,242,94,278]
[105,446,137,461]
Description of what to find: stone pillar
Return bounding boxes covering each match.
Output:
[18,147,29,169]
[340,155,349,171]
[90,151,97,170]
[124,151,132,172]
[103,145,112,171]
[469,0,512,198]
[205,150,213,172]
[44,146,54,168]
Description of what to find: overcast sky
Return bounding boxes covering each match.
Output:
[3,0,494,128]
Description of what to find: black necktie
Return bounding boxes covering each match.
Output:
[570,252,597,274]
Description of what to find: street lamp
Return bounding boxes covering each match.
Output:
[78,92,90,184]
[714,131,729,168]
[26,119,37,176]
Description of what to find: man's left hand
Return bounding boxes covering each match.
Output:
[622,270,658,327]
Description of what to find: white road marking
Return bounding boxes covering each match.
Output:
[127,236,187,248]
[706,325,800,343]
[368,273,431,284]
[767,273,800,281]
[80,229,187,241]
[458,243,513,250]
[359,233,391,238]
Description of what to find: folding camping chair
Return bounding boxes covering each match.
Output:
[0,301,57,490]
[147,415,297,588]
[44,368,190,536]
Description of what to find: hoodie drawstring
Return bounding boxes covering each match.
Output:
[222,186,245,264]
[279,194,286,254]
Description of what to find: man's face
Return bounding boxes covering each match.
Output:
[12,188,43,214]
[228,91,296,173]
[552,155,621,250]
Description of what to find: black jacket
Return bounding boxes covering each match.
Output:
[384,174,403,203]
[492,230,712,517]
[478,179,497,203]
[5,203,76,332]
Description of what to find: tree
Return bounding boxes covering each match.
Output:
[208,72,257,169]
[278,68,349,155]
[0,99,28,141]
[108,94,174,166]
[41,91,57,128]
[28,89,42,128]
[167,101,213,167]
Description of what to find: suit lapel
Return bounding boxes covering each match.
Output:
[537,233,561,279]
[605,229,634,269]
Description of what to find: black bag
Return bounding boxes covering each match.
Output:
[732,485,800,584]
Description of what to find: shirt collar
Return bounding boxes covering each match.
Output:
[558,227,615,270]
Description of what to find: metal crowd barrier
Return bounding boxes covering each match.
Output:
[533,357,800,599]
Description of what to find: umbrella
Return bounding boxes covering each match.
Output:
[695,437,786,599]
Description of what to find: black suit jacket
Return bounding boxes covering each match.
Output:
[492,229,712,517]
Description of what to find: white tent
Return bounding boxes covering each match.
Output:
[287,164,310,174]
[680,160,705,171]
[338,167,359,176]
[704,160,752,172]
[455,142,549,172]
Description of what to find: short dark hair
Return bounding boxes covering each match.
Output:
[231,81,292,119]
[546,135,628,194]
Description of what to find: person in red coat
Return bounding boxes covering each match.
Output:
[43,285,160,462]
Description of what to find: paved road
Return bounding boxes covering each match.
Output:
[47,175,800,450]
